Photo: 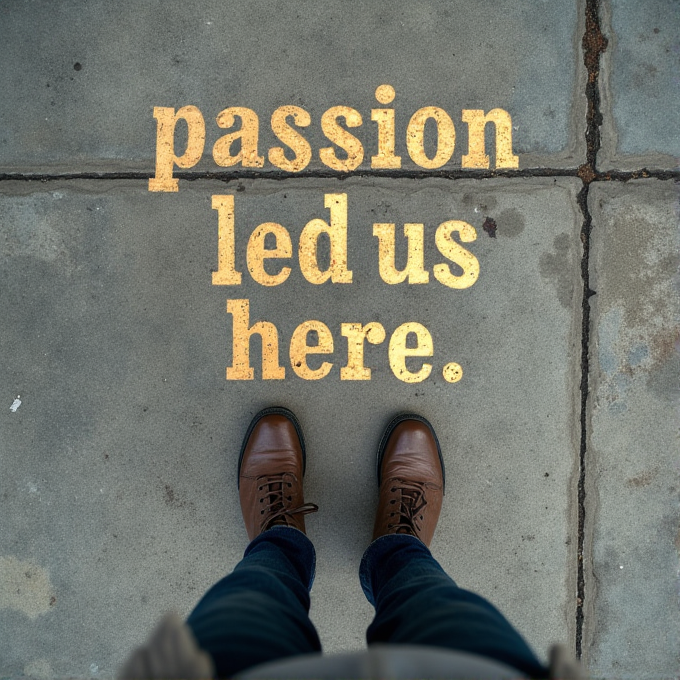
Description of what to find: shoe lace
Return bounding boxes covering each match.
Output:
[257,473,318,533]
[388,479,429,535]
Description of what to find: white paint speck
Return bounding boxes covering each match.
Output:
[90,663,99,675]
[206,20,213,25]
[28,483,38,494]
[10,396,21,412]
[619,565,624,569]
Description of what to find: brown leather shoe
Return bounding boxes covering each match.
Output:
[238,407,318,541]
[372,414,445,546]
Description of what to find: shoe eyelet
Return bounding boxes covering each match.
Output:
[390,500,396,504]
[260,510,264,514]
[287,483,292,487]
[390,488,396,493]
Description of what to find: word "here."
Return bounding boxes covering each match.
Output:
[226,299,463,384]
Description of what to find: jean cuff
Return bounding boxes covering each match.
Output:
[359,533,428,606]
[245,525,317,590]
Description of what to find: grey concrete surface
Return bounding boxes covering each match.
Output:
[0,178,581,677]
[0,0,585,175]
[3,1,680,678]
[599,0,680,171]
[585,181,680,678]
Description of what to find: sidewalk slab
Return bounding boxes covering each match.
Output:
[0,0,584,175]
[586,180,680,678]
[0,177,581,677]
[599,0,680,171]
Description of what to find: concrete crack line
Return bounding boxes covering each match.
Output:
[0,169,678,184]
[575,0,608,660]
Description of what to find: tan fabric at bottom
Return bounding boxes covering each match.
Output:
[117,612,584,680]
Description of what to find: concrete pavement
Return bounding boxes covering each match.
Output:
[0,1,678,678]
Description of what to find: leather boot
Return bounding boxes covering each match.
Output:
[372,414,445,546]
[238,407,318,541]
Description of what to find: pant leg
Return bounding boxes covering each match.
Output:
[187,526,321,678]
[359,534,548,678]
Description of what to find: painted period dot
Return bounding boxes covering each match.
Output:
[443,362,463,383]
[375,84,395,105]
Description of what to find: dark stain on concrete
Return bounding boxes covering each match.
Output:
[539,233,573,308]
[482,217,497,238]
[496,208,525,238]
[625,470,656,488]
[163,482,196,511]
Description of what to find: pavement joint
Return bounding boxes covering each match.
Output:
[574,0,608,658]
[575,181,593,660]
[2,168,678,184]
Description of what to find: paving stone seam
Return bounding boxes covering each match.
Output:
[2,169,680,184]
[575,180,593,661]
[575,0,607,661]
[575,0,679,664]
[1,169,574,183]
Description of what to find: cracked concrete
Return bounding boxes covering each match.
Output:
[0,1,678,678]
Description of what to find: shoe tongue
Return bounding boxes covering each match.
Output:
[398,487,421,532]
[263,478,286,516]
[267,516,291,529]
[401,487,417,510]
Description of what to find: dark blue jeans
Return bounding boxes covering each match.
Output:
[187,527,548,678]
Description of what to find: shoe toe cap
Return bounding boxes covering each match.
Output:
[380,420,443,486]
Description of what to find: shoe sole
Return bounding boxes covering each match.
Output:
[375,413,445,494]
[237,406,307,490]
